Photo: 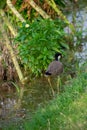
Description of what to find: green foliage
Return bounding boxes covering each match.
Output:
[54,0,66,7]
[15,18,68,76]
[0,0,6,9]
[39,0,66,7]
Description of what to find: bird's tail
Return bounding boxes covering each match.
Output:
[45,71,51,75]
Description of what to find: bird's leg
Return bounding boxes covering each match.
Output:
[57,76,61,94]
[47,77,55,96]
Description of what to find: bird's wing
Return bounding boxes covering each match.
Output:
[47,61,63,75]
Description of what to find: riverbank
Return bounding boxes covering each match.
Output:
[3,64,87,130]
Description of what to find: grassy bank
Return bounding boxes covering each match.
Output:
[3,70,87,130]
[23,72,87,130]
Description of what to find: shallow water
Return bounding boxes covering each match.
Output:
[0,0,87,128]
[0,78,56,128]
[65,0,87,65]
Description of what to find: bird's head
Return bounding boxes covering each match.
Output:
[55,52,62,61]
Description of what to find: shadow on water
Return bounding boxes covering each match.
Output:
[0,78,60,128]
[1,0,87,128]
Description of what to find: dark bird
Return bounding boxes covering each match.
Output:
[45,52,63,76]
[45,52,63,95]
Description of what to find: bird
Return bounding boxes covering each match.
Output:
[45,52,63,95]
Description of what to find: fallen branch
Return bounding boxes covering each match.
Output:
[27,0,50,19]
[7,0,26,22]
[0,17,27,85]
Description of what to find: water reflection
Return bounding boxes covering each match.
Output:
[65,0,87,66]
[74,6,87,66]
[0,98,16,119]
[0,78,54,127]
[23,77,54,110]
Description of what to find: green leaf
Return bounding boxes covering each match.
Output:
[60,42,69,49]
[14,18,67,76]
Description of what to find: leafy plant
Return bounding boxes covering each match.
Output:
[15,18,68,76]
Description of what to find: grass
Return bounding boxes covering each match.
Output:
[23,72,87,130]
[2,71,87,130]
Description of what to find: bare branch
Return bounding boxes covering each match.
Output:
[27,0,50,19]
[7,0,26,22]
[0,9,17,37]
